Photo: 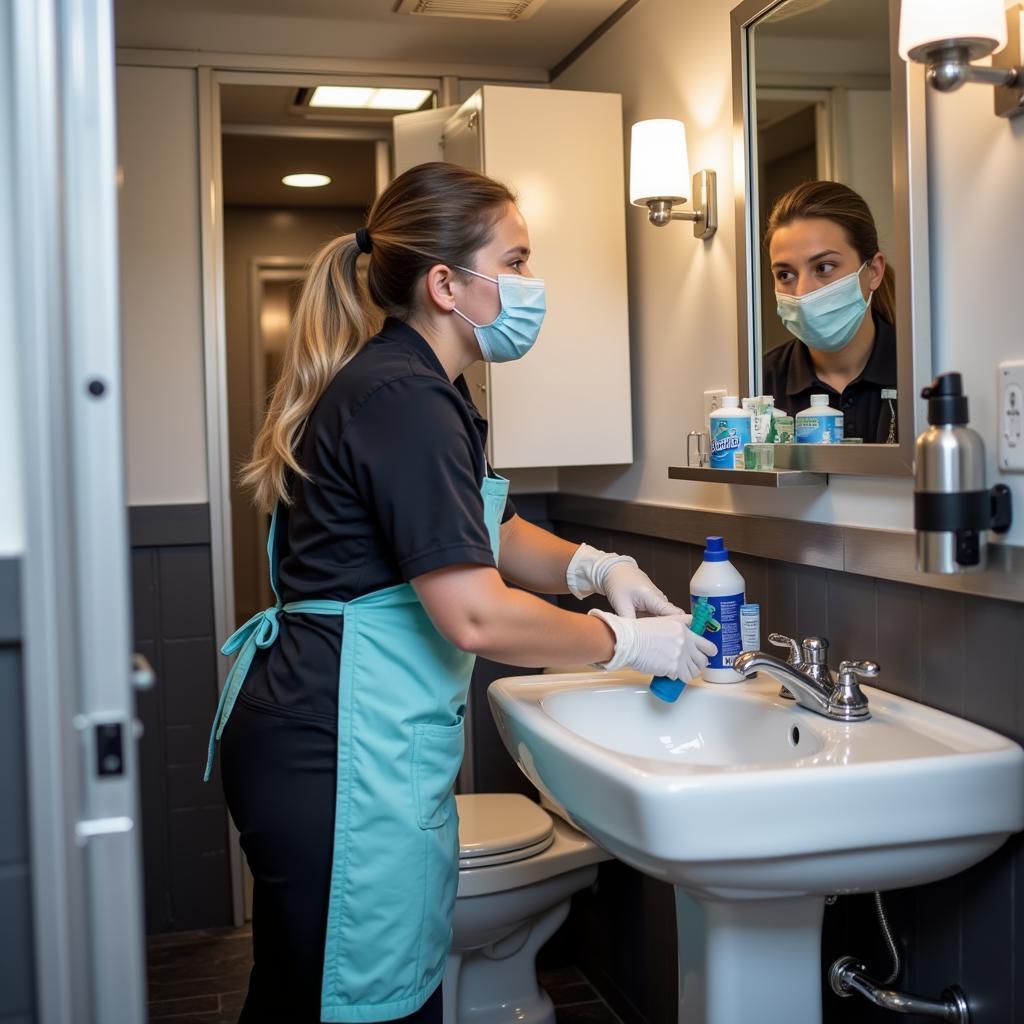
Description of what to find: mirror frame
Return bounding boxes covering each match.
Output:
[730,0,931,476]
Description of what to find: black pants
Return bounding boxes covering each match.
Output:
[220,693,443,1024]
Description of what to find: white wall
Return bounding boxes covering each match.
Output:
[553,0,1024,547]
[0,5,24,557]
[117,66,209,506]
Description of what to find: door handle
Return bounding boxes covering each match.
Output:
[131,652,155,690]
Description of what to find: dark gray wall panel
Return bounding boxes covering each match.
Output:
[0,869,34,1021]
[0,559,34,1024]
[131,516,232,935]
[0,560,19,641]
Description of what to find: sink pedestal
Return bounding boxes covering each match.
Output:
[675,889,825,1024]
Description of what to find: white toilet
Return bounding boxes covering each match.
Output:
[442,792,611,1024]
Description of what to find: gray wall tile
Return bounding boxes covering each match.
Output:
[762,560,799,641]
[795,565,829,642]
[0,869,34,1020]
[132,534,231,935]
[962,598,1017,735]
[0,650,28,866]
[959,841,1014,1022]
[920,591,966,717]
[158,546,215,639]
[875,581,922,701]
[824,571,877,665]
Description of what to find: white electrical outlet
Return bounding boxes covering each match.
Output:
[703,389,727,427]
[999,360,1024,471]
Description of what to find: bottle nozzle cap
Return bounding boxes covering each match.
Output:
[703,535,729,562]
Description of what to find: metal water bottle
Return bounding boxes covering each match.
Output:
[914,373,1012,573]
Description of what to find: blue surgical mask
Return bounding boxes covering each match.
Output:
[775,262,872,353]
[452,267,547,363]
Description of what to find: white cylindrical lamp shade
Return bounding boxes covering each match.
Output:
[898,0,1007,61]
[629,119,690,207]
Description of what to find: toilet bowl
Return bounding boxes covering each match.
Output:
[442,792,611,1024]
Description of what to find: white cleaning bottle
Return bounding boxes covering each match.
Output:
[709,397,752,469]
[689,536,746,683]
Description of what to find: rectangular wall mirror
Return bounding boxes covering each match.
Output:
[731,0,931,475]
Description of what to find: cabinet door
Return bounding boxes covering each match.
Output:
[440,92,484,174]
[392,104,460,175]
[446,85,633,470]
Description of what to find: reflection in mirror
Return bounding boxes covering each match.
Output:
[750,0,899,445]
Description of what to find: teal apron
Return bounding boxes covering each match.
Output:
[205,474,510,1022]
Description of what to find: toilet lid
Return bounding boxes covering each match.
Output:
[456,793,554,868]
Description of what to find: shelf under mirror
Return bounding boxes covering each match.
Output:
[668,465,828,488]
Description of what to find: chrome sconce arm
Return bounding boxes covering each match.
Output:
[642,170,718,239]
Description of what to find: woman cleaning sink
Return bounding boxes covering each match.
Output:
[201,161,714,1024]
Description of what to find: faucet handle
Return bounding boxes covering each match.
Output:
[837,659,879,681]
[768,633,801,665]
[831,660,876,720]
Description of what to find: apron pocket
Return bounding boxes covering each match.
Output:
[412,713,465,829]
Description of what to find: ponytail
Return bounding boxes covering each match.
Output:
[240,233,381,512]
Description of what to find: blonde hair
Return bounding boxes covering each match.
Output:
[764,180,896,327]
[241,162,516,512]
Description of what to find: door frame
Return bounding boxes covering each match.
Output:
[196,62,447,924]
[247,257,307,614]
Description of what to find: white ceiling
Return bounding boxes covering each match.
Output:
[114,0,629,71]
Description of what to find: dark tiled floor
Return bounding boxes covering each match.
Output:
[147,928,623,1023]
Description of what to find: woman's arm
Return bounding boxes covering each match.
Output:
[412,561,612,666]
[497,514,578,594]
[412,562,712,680]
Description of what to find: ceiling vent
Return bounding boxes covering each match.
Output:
[394,0,548,21]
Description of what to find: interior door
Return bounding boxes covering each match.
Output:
[10,0,148,1020]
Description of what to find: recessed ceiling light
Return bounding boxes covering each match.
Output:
[282,173,332,188]
[308,86,433,111]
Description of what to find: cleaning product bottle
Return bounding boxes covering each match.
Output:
[795,393,844,444]
[689,536,746,682]
[709,397,752,469]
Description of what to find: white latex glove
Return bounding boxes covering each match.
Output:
[566,543,682,618]
[588,609,717,682]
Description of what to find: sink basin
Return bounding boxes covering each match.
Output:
[488,669,1024,1024]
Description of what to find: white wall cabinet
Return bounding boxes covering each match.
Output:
[395,85,633,470]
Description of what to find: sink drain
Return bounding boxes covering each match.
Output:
[789,725,800,746]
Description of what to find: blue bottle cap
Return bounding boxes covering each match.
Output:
[650,677,685,703]
[703,536,729,562]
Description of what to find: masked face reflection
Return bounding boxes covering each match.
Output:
[769,216,884,355]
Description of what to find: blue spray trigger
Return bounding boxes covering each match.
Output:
[649,676,685,703]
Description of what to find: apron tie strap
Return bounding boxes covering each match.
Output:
[204,606,281,781]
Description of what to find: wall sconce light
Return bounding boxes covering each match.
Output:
[628,119,717,239]
[899,0,1023,118]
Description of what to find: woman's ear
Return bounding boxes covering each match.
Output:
[422,263,458,313]
[867,252,886,293]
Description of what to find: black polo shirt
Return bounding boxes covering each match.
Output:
[761,311,898,443]
[240,317,516,718]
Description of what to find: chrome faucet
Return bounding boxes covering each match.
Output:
[734,634,875,722]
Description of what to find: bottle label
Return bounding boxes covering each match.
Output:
[795,411,844,444]
[709,416,752,468]
[691,592,745,668]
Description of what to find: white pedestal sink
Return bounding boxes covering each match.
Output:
[488,670,1024,1024]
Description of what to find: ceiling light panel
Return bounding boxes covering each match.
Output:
[394,0,548,19]
[309,86,433,111]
